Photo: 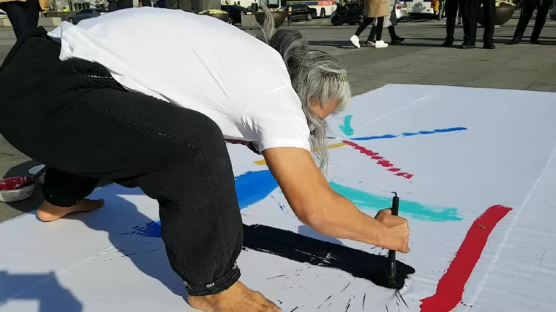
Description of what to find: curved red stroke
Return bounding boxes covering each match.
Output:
[420,205,512,311]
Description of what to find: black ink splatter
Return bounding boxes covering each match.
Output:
[362,293,366,310]
[341,282,351,293]
[345,297,352,311]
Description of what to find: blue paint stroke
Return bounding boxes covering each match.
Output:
[351,127,467,141]
[330,182,462,222]
[339,115,355,136]
[235,170,279,209]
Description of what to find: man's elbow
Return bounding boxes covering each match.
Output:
[295,206,330,232]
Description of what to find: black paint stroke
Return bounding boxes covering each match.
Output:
[345,297,352,311]
[396,290,409,308]
[243,224,415,289]
[362,293,366,310]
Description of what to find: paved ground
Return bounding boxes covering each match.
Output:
[1,14,555,221]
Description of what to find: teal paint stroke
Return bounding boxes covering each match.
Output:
[330,182,463,222]
[339,115,355,136]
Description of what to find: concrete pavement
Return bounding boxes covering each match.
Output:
[1,15,555,221]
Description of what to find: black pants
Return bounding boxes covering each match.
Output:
[445,0,495,44]
[444,0,462,40]
[0,28,243,296]
[0,0,39,41]
[465,0,495,44]
[355,17,384,41]
[512,0,553,40]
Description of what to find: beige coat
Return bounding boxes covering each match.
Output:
[364,0,390,18]
[0,0,49,11]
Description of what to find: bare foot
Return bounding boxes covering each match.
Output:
[37,199,105,222]
[188,281,281,312]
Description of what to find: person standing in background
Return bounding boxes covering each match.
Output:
[0,0,47,41]
[349,0,390,48]
[463,0,496,49]
[442,0,495,49]
[442,0,461,47]
[356,0,405,46]
[508,0,554,44]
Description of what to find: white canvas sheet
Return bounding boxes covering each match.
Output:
[1,84,556,312]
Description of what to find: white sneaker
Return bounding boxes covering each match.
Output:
[349,35,361,48]
[374,40,389,48]
[365,40,375,47]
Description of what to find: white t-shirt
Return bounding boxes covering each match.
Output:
[47,7,310,152]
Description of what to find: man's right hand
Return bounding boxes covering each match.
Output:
[375,209,410,253]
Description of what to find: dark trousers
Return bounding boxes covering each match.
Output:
[0,28,243,296]
[464,0,495,44]
[355,17,384,41]
[355,17,374,40]
[445,0,495,44]
[444,0,461,40]
[0,0,39,41]
[513,0,553,40]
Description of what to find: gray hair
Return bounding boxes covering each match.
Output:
[259,5,351,170]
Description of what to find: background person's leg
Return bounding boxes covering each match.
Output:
[355,17,373,36]
[443,0,459,46]
[530,0,552,43]
[374,17,388,48]
[510,0,536,44]
[351,17,374,48]
[481,0,496,48]
[461,0,479,47]
[0,0,39,41]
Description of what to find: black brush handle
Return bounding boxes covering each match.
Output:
[387,192,399,284]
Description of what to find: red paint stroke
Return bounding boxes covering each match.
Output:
[420,205,513,312]
[342,140,414,180]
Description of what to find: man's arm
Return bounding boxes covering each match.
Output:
[262,147,410,253]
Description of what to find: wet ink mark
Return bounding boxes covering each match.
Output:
[340,281,351,293]
[345,297,352,311]
[145,248,161,255]
[317,294,333,310]
[343,140,414,180]
[362,293,366,310]
[123,221,162,238]
[290,307,299,312]
[119,252,137,258]
[243,224,415,289]
[331,182,462,222]
[396,290,409,308]
[267,274,286,280]
[420,205,512,312]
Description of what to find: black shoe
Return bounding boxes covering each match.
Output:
[531,38,541,44]
[507,38,521,45]
[483,43,496,49]
[441,39,453,47]
[460,42,476,49]
[391,36,405,45]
